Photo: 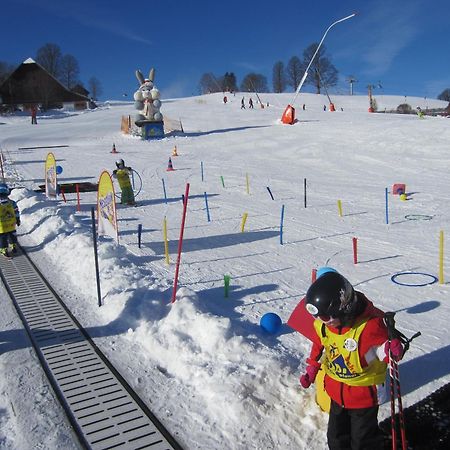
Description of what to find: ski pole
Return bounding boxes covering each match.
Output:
[385,312,407,450]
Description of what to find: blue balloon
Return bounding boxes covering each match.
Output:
[56,165,63,174]
[317,266,337,278]
[260,312,282,334]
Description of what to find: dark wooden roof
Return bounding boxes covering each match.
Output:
[0,58,89,107]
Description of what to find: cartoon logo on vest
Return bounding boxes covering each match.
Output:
[328,354,359,379]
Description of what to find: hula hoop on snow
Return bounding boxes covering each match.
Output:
[114,168,143,199]
[391,271,438,287]
[405,214,433,221]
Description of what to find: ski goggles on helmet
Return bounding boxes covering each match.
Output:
[305,303,332,322]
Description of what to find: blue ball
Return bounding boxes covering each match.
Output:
[317,266,337,278]
[56,165,63,175]
[260,312,282,334]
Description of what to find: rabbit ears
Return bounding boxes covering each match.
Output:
[136,68,155,85]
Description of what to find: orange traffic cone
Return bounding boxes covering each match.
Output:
[172,145,178,156]
[111,143,119,154]
[166,157,175,171]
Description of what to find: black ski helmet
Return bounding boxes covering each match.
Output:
[305,272,357,320]
[116,159,125,168]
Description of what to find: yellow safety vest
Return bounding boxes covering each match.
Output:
[314,318,387,386]
[115,169,132,189]
[0,202,17,233]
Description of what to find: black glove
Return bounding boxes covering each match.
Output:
[16,219,21,226]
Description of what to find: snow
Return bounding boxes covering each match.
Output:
[0,91,449,449]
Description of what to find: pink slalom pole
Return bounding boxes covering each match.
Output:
[311,268,317,283]
[353,237,358,264]
[171,183,190,303]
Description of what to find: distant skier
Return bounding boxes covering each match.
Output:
[241,97,246,109]
[299,271,404,450]
[249,98,254,109]
[0,183,20,257]
[112,159,136,206]
[30,105,38,124]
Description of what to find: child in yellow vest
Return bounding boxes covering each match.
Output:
[112,159,136,206]
[0,183,21,257]
[300,272,403,450]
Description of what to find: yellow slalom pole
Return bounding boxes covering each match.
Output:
[241,212,248,232]
[337,200,343,217]
[439,230,444,284]
[246,173,250,194]
[163,216,170,264]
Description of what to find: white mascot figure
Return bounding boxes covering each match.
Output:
[133,68,164,138]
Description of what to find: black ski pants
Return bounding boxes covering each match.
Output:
[327,400,384,450]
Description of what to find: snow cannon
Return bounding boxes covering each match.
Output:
[260,312,282,334]
[281,105,295,125]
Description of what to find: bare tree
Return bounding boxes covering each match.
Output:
[301,43,338,94]
[36,43,62,78]
[240,73,268,93]
[272,61,286,93]
[60,54,80,89]
[286,56,302,91]
[199,72,222,94]
[88,77,102,101]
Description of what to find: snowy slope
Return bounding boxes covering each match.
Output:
[0,92,449,449]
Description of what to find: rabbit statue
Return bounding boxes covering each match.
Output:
[133,68,163,126]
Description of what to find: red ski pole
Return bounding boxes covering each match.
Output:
[385,312,407,450]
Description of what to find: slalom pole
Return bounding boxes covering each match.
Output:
[162,178,168,204]
[385,187,389,224]
[352,237,358,264]
[337,199,343,217]
[204,192,211,222]
[60,187,67,203]
[439,230,444,284]
[138,224,142,248]
[171,183,190,303]
[246,173,250,194]
[91,207,102,307]
[201,161,204,182]
[76,183,81,212]
[240,212,248,232]
[163,216,170,264]
[280,205,285,245]
[220,176,225,188]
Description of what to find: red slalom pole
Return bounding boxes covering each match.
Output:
[171,183,190,303]
[353,237,358,264]
[76,183,81,212]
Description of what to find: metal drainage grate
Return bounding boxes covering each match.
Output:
[0,248,182,450]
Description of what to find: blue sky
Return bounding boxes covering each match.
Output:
[2,0,449,100]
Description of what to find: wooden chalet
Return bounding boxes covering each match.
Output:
[0,58,90,111]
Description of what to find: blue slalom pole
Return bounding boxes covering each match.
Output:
[162,178,168,204]
[385,187,389,224]
[280,204,285,244]
[138,223,142,248]
[204,192,211,222]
